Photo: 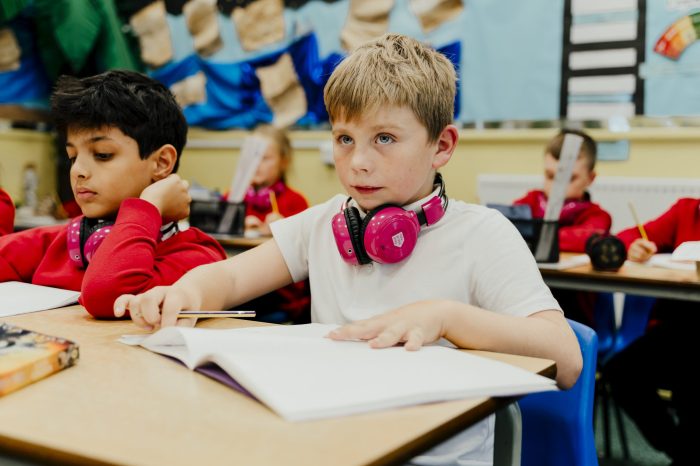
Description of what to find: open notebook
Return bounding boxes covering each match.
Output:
[0,282,80,317]
[120,324,557,422]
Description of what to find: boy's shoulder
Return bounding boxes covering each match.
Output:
[444,199,510,230]
[671,197,700,211]
[447,198,502,217]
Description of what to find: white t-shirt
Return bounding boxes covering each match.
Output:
[271,192,561,466]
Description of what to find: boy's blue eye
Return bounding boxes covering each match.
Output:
[377,134,394,144]
[338,135,353,145]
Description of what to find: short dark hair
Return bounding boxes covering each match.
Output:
[546,129,597,171]
[51,70,187,172]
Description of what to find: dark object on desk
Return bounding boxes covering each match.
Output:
[585,234,626,271]
[190,200,245,236]
[0,322,79,396]
[488,204,560,263]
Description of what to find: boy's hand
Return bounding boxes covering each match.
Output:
[114,286,199,330]
[245,215,262,230]
[140,174,191,223]
[264,212,284,224]
[628,238,657,262]
[328,301,450,350]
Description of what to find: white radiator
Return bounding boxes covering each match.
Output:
[477,174,700,233]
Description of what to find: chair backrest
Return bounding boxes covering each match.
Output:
[610,294,655,357]
[592,292,616,359]
[519,319,599,466]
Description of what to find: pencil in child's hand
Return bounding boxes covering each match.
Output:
[178,310,256,319]
[627,202,649,241]
[269,190,279,214]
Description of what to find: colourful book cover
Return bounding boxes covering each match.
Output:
[0,322,79,396]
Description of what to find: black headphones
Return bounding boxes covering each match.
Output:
[585,233,627,271]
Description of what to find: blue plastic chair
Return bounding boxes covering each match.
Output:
[592,292,616,360]
[519,319,599,466]
[597,294,656,458]
[606,294,655,362]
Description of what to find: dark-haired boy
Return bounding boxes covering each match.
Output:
[0,70,225,318]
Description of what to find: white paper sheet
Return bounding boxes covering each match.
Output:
[0,282,80,317]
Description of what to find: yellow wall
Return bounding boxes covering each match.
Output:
[2,127,699,207]
[0,129,56,204]
[183,127,700,206]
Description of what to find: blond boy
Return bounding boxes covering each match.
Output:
[115,35,581,465]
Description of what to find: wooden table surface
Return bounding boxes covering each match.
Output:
[0,307,555,466]
[540,253,700,301]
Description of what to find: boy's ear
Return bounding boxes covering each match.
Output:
[587,169,597,186]
[432,124,459,169]
[150,144,178,181]
[279,154,290,173]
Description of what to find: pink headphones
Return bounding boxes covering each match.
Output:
[244,181,286,212]
[67,216,114,268]
[332,174,447,265]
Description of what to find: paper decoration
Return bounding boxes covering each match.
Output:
[255,53,307,128]
[231,0,285,52]
[130,1,173,68]
[170,71,207,107]
[0,28,21,72]
[340,0,394,52]
[184,0,223,57]
[409,0,464,34]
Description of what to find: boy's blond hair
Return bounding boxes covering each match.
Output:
[324,34,457,142]
[253,124,292,162]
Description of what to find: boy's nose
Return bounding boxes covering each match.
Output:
[349,147,373,172]
[70,157,89,178]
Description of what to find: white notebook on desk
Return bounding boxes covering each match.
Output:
[632,254,695,272]
[121,323,556,422]
[538,254,591,270]
[0,281,80,317]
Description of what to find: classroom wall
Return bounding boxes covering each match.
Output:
[183,127,700,206]
[2,127,699,208]
[0,128,56,204]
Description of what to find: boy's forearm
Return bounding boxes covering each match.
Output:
[441,302,582,388]
[171,261,232,311]
[171,239,295,312]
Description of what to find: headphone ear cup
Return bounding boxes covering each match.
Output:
[66,216,85,266]
[83,222,114,264]
[586,234,627,271]
[585,233,602,256]
[363,205,420,264]
[346,207,371,265]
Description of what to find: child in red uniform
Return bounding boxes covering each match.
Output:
[241,125,310,322]
[0,188,14,236]
[513,129,611,252]
[0,70,226,318]
[514,129,612,326]
[243,125,308,236]
[604,199,699,466]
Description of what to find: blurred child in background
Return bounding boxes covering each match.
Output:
[514,129,611,252]
[513,129,612,326]
[241,125,310,323]
[243,125,308,236]
[604,199,700,465]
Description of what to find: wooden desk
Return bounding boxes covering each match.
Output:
[540,253,700,302]
[0,307,555,466]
